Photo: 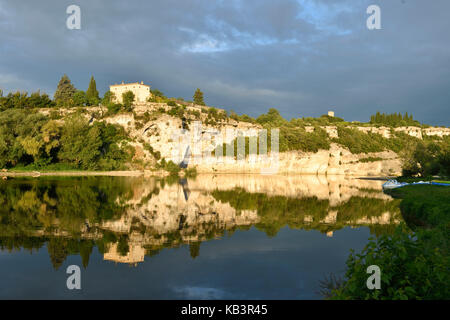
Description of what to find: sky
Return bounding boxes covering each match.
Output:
[0,0,449,126]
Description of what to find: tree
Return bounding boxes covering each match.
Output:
[122,90,135,111]
[54,74,76,107]
[73,90,88,106]
[193,88,205,106]
[41,120,61,157]
[28,91,54,108]
[19,136,43,163]
[150,88,165,98]
[86,76,100,106]
[102,91,115,106]
[58,114,102,168]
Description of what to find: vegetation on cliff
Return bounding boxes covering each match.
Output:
[0,109,133,170]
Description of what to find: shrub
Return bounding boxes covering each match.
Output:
[331,185,450,300]
[333,127,387,154]
[330,226,449,300]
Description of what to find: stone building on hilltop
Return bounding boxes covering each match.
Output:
[110,81,151,104]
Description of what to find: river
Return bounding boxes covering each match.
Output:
[0,174,402,299]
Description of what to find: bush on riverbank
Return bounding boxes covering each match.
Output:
[329,185,450,300]
[330,225,448,300]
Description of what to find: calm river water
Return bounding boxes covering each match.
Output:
[0,174,402,299]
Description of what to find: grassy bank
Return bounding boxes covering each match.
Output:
[386,185,450,229]
[328,185,449,300]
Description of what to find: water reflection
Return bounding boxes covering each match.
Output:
[0,175,401,269]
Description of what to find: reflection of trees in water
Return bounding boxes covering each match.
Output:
[212,188,401,237]
[0,177,134,269]
[0,176,402,268]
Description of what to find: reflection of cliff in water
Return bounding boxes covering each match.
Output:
[0,175,401,267]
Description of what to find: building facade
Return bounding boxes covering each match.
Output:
[110,81,151,104]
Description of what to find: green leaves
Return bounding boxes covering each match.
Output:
[86,76,100,106]
[122,90,135,111]
[58,114,130,170]
[54,74,77,107]
[73,90,88,106]
[331,223,449,300]
[193,88,205,106]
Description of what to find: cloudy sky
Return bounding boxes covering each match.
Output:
[0,0,449,125]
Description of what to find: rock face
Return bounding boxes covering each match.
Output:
[193,144,401,176]
[356,126,391,138]
[99,104,403,176]
[422,127,450,137]
[42,103,448,175]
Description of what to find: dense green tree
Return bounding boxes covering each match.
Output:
[7,91,28,108]
[28,91,54,108]
[102,91,114,106]
[122,90,135,111]
[0,91,54,110]
[58,114,102,168]
[150,88,165,98]
[54,74,77,107]
[41,120,61,158]
[369,111,421,127]
[86,76,100,106]
[193,88,205,105]
[256,108,286,127]
[73,90,88,106]
[0,109,48,167]
[18,136,43,163]
[401,137,450,177]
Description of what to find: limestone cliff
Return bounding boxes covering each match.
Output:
[40,103,449,176]
[101,103,405,176]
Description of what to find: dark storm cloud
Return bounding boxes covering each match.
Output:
[0,0,449,125]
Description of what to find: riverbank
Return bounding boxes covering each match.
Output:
[385,184,450,228]
[0,169,397,180]
[329,184,449,300]
[0,170,169,177]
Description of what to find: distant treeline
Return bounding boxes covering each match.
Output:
[0,90,55,110]
[0,74,100,110]
[370,111,420,127]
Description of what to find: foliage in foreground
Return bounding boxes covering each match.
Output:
[329,185,450,300]
[330,226,448,300]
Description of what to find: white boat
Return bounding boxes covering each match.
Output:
[382,179,409,190]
